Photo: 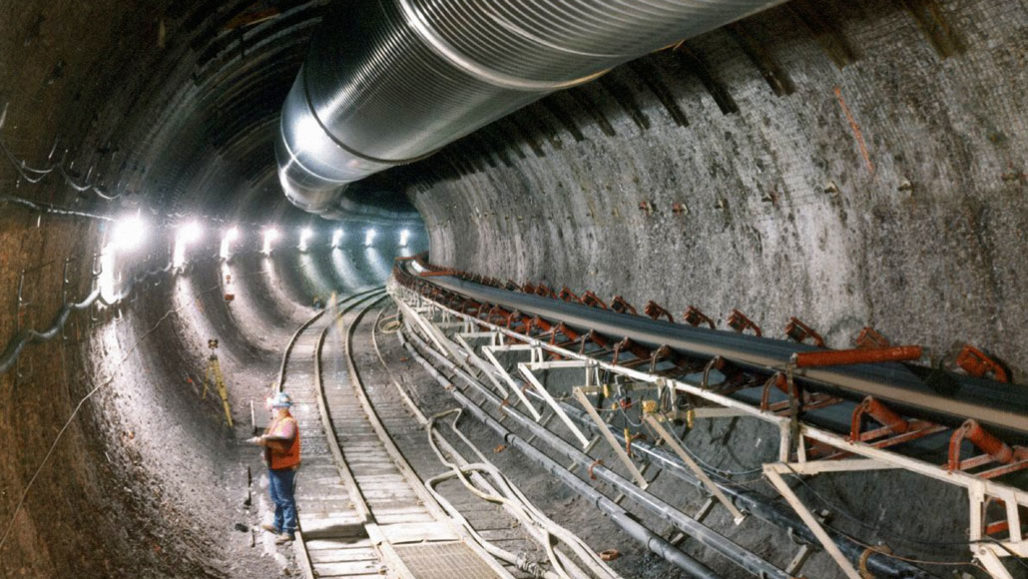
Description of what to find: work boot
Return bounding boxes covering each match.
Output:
[275,533,295,544]
[261,523,279,533]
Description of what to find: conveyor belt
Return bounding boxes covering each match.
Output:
[418,271,1028,437]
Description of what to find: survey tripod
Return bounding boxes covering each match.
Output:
[203,338,234,427]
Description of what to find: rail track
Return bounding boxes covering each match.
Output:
[271,288,620,578]
[391,258,1028,579]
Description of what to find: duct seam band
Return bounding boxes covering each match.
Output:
[395,0,607,92]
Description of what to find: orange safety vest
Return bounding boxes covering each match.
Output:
[265,413,301,470]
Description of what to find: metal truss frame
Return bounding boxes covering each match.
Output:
[393,284,1027,579]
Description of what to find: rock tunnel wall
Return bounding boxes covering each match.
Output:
[412,0,1028,380]
[0,0,1025,576]
[0,200,423,575]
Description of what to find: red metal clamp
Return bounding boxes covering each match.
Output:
[611,295,638,315]
[581,291,608,309]
[727,309,761,336]
[683,306,715,329]
[947,419,1024,471]
[785,317,825,347]
[850,397,910,441]
[644,301,674,322]
[558,286,582,303]
[955,344,1009,383]
[854,326,890,350]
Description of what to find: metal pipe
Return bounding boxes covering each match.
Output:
[793,346,923,368]
[276,0,786,214]
[400,330,720,579]
[554,400,930,578]
[400,323,788,578]
[398,308,931,577]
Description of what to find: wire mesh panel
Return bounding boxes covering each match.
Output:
[392,541,498,579]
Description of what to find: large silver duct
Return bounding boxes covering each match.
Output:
[276,0,786,214]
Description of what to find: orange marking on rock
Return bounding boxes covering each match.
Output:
[834,86,874,175]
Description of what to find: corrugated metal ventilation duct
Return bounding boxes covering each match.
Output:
[275,0,785,215]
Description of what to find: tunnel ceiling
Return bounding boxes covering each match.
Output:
[0,0,970,223]
[1,0,1026,372]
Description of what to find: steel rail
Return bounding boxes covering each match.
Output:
[392,278,1028,577]
[416,271,1028,436]
[375,306,625,579]
[399,327,723,579]
[339,295,515,578]
[399,317,788,579]
[283,288,387,579]
[275,286,383,392]
[453,341,932,577]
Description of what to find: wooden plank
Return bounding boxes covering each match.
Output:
[300,511,363,522]
[305,537,373,551]
[477,528,531,542]
[369,505,430,516]
[373,513,436,525]
[300,517,366,539]
[354,474,408,483]
[359,481,419,491]
[378,522,459,544]
[309,548,379,564]
[315,560,385,576]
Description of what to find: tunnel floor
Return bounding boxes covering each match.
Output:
[148,289,713,579]
[212,294,691,578]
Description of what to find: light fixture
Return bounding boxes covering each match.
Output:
[331,228,344,248]
[364,228,377,247]
[108,213,148,253]
[220,227,240,260]
[399,229,410,247]
[299,227,314,252]
[177,220,203,245]
[173,220,203,267]
[262,227,281,255]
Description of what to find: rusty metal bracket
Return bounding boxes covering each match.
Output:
[581,291,608,309]
[956,344,1009,383]
[727,309,761,336]
[610,295,637,315]
[785,317,825,347]
[854,326,890,350]
[683,305,715,329]
[644,300,673,322]
[948,419,1028,479]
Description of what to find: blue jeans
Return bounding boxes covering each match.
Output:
[269,468,297,535]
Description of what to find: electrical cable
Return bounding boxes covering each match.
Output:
[369,308,609,578]
[425,409,622,579]
[0,133,121,199]
[0,194,112,220]
[664,418,764,478]
[0,287,205,551]
[779,464,1016,571]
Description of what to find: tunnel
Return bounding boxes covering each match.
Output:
[1,1,1026,577]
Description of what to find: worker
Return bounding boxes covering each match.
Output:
[249,391,301,543]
